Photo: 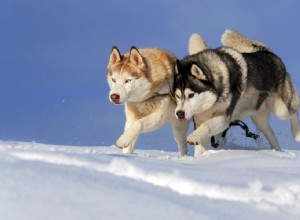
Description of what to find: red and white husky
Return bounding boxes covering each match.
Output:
[107,46,189,156]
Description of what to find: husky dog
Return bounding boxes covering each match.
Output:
[174,30,300,156]
[107,46,189,156]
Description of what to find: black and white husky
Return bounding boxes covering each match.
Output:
[174,30,300,156]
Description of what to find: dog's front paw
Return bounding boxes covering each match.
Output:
[116,134,132,149]
[187,132,200,145]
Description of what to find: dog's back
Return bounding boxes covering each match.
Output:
[243,51,285,90]
[222,30,299,115]
[222,30,300,145]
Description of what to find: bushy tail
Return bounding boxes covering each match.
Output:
[189,33,208,55]
[221,29,272,53]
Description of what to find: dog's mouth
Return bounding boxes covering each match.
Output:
[112,101,122,105]
[178,117,187,122]
[111,99,122,105]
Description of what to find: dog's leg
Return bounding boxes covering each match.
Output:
[116,120,141,150]
[116,111,164,149]
[290,112,300,142]
[123,137,138,154]
[187,115,230,157]
[191,116,208,156]
[194,143,208,157]
[118,119,139,153]
[116,117,141,150]
[172,119,189,156]
[272,96,300,143]
[251,111,281,151]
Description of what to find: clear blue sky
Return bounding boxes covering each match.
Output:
[1,0,300,149]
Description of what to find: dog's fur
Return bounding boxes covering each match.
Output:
[188,33,228,149]
[189,33,208,55]
[174,30,300,157]
[221,29,272,53]
[107,46,188,156]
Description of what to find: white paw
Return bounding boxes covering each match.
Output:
[116,133,133,149]
[123,146,134,154]
[187,132,201,145]
[295,133,300,142]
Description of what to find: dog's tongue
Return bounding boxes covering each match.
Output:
[179,118,187,122]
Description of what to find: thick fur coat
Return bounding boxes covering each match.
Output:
[107,46,188,156]
[174,30,300,156]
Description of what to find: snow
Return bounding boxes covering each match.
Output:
[1,140,300,220]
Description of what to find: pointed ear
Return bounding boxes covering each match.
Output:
[109,46,122,65]
[189,33,208,55]
[191,64,207,81]
[129,46,144,67]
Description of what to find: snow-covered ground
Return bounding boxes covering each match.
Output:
[1,140,300,220]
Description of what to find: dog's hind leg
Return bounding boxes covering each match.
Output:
[274,75,300,142]
[290,113,300,142]
[271,94,300,143]
[251,110,281,151]
[172,120,189,156]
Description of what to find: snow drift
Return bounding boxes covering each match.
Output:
[1,141,300,219]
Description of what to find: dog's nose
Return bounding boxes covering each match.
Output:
[110,93,120,103]
[176,110,185,119]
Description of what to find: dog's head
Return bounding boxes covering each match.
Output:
[174,51,226,121]
[107,46,150,104]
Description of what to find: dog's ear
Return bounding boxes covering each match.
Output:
[109,46,122,64]
[191,64,207,81]
[189,33,208,55]
[129,46,145,67]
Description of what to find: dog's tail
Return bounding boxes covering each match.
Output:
[278,75,300,143]
[221,29,272,53]
[189,33,208,55]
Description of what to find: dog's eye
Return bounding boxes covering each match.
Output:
[125,79,132,84]
[112,78,116,83]
[188,93,195,99]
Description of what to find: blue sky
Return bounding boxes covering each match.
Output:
[1,0,300,150]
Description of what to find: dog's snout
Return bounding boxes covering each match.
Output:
[176,110,185,119]
[110,93,120,103]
